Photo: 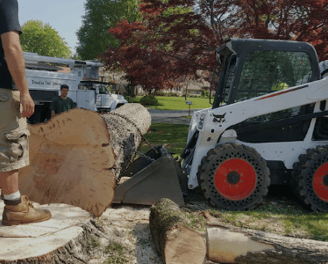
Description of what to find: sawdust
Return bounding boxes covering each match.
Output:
[86,205,164,264]
[86,204,217,264]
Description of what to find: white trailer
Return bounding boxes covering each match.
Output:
[24,52,127,123]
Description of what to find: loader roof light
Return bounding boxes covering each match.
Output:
[319,60,328,77]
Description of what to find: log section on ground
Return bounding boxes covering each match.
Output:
[204,212,328,264]
[18,104,151,217]
[149,198,206,264]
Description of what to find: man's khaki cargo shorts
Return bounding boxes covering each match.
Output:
[0,88,30,172]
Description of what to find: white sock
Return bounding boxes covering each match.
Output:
[3,191,21,201]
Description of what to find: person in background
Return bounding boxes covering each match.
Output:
[0,0,52,225]
[50,84,76,118]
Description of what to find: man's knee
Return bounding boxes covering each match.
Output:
[0,169,19,178]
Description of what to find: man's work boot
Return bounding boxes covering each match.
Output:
[2,195,52,226]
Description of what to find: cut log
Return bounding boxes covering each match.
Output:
[149,198,206,264]
[18,103,151,217]
[204,212,328,264]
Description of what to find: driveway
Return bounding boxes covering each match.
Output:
[147,109,201,124]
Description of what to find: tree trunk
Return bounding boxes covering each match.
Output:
[18,103,151,217]
[204,212,328,264]
[101,103,151,178]
[149,198,206,264]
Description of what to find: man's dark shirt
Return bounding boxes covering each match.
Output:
[50,96,76,115]
[0,0,22,89]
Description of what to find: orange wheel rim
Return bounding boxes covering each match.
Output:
[313,163,328,202]
[214,158,257,200]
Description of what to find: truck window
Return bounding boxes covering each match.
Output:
[99,85,109,94]
[78,84,88,90]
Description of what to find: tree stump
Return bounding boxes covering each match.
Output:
[149,198,206,264]
[0,200,102,263]
[204,212,328,264]
[18,103,151,217]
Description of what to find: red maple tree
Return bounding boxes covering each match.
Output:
[101,0,328,93]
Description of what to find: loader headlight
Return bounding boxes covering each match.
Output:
[198,113,206,130]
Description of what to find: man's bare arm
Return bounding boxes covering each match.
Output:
[51,110,55,118]
[1,31,34,118]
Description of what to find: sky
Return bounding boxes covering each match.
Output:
[17,0,87,55]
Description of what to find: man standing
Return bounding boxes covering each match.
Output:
[0,0,51,225]
[50,84,76,118]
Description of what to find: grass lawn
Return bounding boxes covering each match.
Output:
[139,123,189,156]
[209,196,328,242]
[127,96,211,110]
[138,123,328,242]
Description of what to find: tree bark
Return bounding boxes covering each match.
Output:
[18,103,151,217]
[101,103,151,178]
[149,198,206,264]
[204,212,328,264]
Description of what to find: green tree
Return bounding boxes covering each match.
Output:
[76,0,141,60]
[20,20,71,58]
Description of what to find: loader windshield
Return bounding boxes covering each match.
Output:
[235,50,312,102]
[232,49,316,142]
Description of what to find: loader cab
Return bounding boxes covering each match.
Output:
[212,38,321,108]
[212,39,323,143]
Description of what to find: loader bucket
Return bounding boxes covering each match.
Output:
[112,146,186,206]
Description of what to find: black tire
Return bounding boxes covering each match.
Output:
[295,145,328,212]
[291,154,307,199]
[197,143,270,210]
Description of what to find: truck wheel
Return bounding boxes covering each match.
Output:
[296,145,328,212]
[197,143,270,210]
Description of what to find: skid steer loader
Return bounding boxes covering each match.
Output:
[114,38,328,212]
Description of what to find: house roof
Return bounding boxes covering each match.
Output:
[184,79,210,91]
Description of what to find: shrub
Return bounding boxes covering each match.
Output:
[154,90,165,96]
[201,90,209,97]
[154,91,180,97]
[140,95,158,106]
[166,92,180,97]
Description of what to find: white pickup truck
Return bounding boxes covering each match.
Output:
[24,52,127,124]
